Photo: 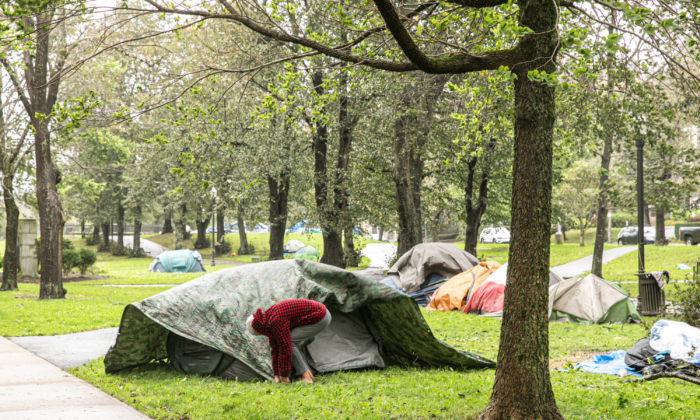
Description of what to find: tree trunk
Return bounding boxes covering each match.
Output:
[162,209,174,233]
[464,136,496,256]
[174,203,187,250]
[591,133,612,276]
[644,202,651,227]
[101,222,110,250]
[237,203,249,254]
[377,226,384,242]
[194,215,210,249]
[133,205,142,256]
[92,224,100,243]
[80,220,85,239]
[268,174,290,260]
[655,206,666,246]
[580,221,585,247]
[217,208,225,242]
[117,201,125,249]
[310,72,345,268]
[478,5,562,417]
[393,113,423,257]
[1,174,19,291]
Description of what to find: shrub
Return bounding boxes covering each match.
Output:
[62,249,81,275]
[63,238,75,250]
[611,213,636,228]
[111,244,129,256]
[77,248,97,274]
[344,248,363,268]
[85,236,99,246]
[220,237,232,254]
[384,251,399,269]
[128,248,147,258]
[246,244,256,255]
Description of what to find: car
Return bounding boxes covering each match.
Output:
[617,226,668,245]
[479,227,510,244]
[679,226,700,246]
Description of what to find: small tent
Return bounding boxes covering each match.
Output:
[462,262,564,317]
[149,250,206,273]
[426,261,501,312]
[104,260,494,380]
[548,274,641,324]
[291,246,320,261]
[284,239,305,253]
[380,243,480,305]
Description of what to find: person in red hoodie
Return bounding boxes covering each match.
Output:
[246,299,331,384]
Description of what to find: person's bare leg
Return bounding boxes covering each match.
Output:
[301,369,314,383]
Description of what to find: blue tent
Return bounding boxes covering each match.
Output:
[380,273,447,306]
[286,220,308,234]
[149,250,206,273]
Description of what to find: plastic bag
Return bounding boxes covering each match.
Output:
[649,320,700,363]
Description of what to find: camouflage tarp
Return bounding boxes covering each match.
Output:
[104,259,494,379]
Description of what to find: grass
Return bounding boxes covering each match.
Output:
[67,311,699,420]
[456,243,622,267]
[551,228,624,246]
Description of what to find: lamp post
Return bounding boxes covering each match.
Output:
[211,187,217,268]
[635,137,645,274]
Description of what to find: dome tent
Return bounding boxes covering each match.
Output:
[290,246,319,261]
[426,261,502,312]
[548,273,642,324]
[284,239,305,253]
[149,250,206,273]
[104,260,494,380]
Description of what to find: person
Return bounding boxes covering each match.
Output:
[246,298,331,384]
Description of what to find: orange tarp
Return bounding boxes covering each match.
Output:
[426,261,501,312]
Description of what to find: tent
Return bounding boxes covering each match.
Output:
[462,262,564,317]
[290,246,320,261]
[252,223,270,233]
[426,261,501,312]
[548,274,641,324]
[286,220,308,234]
[104,260,494,380]
[149,250,206,273]
[284,239,305,253]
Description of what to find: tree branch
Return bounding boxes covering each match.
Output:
[0,59,33,118]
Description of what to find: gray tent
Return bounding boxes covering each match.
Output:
[387,243,479,294]
[548,274,642,324]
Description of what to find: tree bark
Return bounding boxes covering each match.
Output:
[92,224,100,244]
[1,174,19,291]
[101,222,110,250]
[194,211,211,249]
[655,206,666,246]
[478,3,562,417]
[162,209,174,234]
[174,203,187,250]
[237,202,249,254]
[580,221,585,247]
[377,226,384,242]
[117,201,125,249]
[644,202,651,227]
[217,207,225,242]
[393,113,423,257]
[268,174,289,260]
[133,205,142,256]
[80,220,85,239]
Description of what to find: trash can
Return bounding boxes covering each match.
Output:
[635,273,665,316]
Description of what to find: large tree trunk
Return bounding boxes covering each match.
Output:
[133,205,142,256]
[268,174,289,260]
[377,226,384,242]
[173,203,187,250]
[117,201,125,249]
[237,203,249,255]
[310,72,345,268]
[92,224,100,243]
[1,174,19,291]
[101,222,110,250]
[655,206,666,246]
[80,220,85,239]
[478,5,562,417]
[644,202,651,227]
[464,136,496,256]
[217,208,225,242]
[194,211,210,249]
[393,113,423,257]
[162,209,174,233]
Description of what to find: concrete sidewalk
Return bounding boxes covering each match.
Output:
[551,246,637,279]
[0,336,150,420]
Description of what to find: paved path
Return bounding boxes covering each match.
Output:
[0,335,150,420]
[551,246,637,279]
[9,328,119,370]
[109,235,166,258]
[361,243,397,269]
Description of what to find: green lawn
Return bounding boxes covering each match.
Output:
[67,311,697,420]
[458,243,621,267]
[551,228,624,246]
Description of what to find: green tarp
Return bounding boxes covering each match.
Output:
[290,246,320,261]
[105,259,494,378]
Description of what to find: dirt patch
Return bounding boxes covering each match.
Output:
[549,350,608,370]
[18,274,109,284]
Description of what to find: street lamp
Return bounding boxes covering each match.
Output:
[211,187,217,268]
[635,137,645,274]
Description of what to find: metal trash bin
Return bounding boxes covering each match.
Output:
[635,273,665,316]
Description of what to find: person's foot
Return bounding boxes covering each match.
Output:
[301,369,314,383]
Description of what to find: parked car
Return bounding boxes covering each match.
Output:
[479,227,510,244]
[679,226,700,246]
[617,226,668,245]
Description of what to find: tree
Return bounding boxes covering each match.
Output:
[554,160,599,246]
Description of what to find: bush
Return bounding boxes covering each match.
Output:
[344,248,363,268]
[63,238,75,250]
[384,251,399,269]
[246,244,256,255]
[111,244,129,256]
[611,213,636,228]
[128,248,147,258]
[85,236,99,246]
[62,249,81,275]
[672,271,700,327]
[77,248,97,274]
[220,237,232,254]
